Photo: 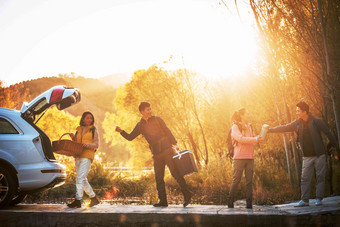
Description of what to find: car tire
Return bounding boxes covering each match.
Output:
[0,166,16,208]
[9,192,28,206]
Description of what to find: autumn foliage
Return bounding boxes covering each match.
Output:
[1,0,340,205]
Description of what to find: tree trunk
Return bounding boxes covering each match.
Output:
[317,0,340,147]
[283,90,300,185]
[331,94,340,148]
[185,73,209,165]
[275,98,294,186]
[284,103,300,185]
[187,132,202,168]
[282,133,294,186]
[193,111,209,165]
[290,135,300,185]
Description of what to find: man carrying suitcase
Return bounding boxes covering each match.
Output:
[115,101,192,207]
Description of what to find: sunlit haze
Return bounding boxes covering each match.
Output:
[0,0,259,86]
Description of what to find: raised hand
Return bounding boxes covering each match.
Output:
[115,126,122,133]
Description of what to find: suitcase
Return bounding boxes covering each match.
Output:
[52,133,83,157]
[172,148,198,176]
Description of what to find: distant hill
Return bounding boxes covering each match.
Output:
[18,76,117,113]
[99,73,133,88]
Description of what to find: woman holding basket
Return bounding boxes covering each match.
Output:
[67,111,100,208]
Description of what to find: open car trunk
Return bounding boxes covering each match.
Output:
[20,86,81,161]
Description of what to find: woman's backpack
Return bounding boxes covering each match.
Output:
[226,123,241,159]
[226,128,236,159]
[226,123,255,159]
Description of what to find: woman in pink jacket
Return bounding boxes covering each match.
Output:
[228,108,261,209]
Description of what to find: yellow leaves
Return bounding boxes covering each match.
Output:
[102,109,149,168]
[35,107,81,171]
[0,83,31,109]
[36,107,80,141]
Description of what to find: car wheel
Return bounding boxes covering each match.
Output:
[9,192,28,206]
[0,166,16,208]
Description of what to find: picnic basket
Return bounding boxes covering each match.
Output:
[52,133,83,157]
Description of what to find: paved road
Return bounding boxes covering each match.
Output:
[1,196,339,226]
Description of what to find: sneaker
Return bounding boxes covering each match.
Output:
[246,198,253,209]
[88,196,100,207]
[153,201,168,207]
[294,200,309,207]
[227,197,234,208]
[67,199,81,208]
[315,199,323,206]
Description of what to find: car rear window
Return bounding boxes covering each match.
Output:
[0,118,19,134]
[32,98,48,114]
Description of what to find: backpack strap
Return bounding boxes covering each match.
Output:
[296,118,321,144]
[296,120,301,134]
[231,123,242,146]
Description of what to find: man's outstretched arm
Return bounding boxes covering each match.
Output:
[116,123,141,141]
[268,120,297,133]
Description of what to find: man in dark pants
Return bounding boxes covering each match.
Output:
[268,101,339,207]
[115,101,192,207]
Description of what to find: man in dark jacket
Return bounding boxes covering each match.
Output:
[268,101,339,207]
[115,101,192,207]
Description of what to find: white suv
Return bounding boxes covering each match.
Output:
[0,85,81,208]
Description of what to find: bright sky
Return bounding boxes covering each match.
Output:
[0,0,259,86]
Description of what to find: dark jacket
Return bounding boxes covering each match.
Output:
[268,113,338,156]
[120,116,177,155]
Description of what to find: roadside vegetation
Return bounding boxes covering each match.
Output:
[1,0,340,206]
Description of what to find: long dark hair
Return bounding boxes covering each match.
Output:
[80,111,95,126]
[232,108,246,124]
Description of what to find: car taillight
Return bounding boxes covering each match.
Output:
[41,169,62,173]
[49,88,64,103]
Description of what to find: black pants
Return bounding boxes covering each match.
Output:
[153,149,189,201]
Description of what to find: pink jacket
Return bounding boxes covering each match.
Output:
[231,123,257,159]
